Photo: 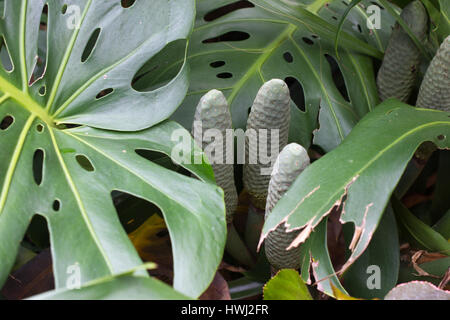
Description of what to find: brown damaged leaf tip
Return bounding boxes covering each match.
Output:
[256,186,321,252]
[285,174,360,252]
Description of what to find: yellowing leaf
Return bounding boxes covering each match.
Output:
[263,269,313,300]
[129,215,172,264]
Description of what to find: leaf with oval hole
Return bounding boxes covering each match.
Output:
[0,114,224,298]
[0,0,227,299]
[128,214,173,267]
[260,100,450,296]
[0,0,194,131]
[143,0,395,152]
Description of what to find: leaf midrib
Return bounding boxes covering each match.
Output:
[275,119,450,234]
[227,24,296,105]
[47,126,114,273]
[0,115,35,214]
[19,0,28,91]
[0,0,92,125]
[52,24,166,119]
[45,0,93,112]
[0,75,52,124]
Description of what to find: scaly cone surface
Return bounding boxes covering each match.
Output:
[243,79,290,210]
[416,35,450,111]
[265,143,310,271]
[192,90,238,223]
[377,0,428,102]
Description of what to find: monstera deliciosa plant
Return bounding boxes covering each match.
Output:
[1,0,449,301]
[0,0,226,299]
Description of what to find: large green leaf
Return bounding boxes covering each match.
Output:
[0,118,226,298]
[0,0,193,130]
[0,0,226,298]
[260,101,450,284]
[136,0,395,152]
